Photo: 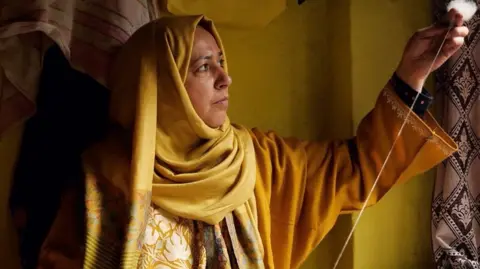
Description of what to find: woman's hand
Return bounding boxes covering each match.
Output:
[37,248,83,269]
[395,8,469,91]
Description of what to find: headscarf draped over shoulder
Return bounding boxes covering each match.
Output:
[88,14,257,225]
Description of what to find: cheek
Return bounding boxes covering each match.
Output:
[185,77,215,114]
[190,89,210,112]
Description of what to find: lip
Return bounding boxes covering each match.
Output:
[214,97,229,104]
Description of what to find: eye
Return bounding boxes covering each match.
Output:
[219,59,225,67]
[197,64,209,72]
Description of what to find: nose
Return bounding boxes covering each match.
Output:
[214,68,232,90]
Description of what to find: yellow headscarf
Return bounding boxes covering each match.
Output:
[105,15,257,225]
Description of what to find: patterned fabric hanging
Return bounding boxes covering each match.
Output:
[431,0,480,267]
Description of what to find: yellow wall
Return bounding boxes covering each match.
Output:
[220,0,435,268]
[350,1,435,268]
[0,0,435,268]
[217,1,354,268]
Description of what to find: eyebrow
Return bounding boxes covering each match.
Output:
[194,51,223,62]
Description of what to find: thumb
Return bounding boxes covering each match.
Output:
[414,25,449,39]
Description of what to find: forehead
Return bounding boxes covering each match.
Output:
[192,26,221,53]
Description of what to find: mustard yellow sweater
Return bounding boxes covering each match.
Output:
[250,84,456,268]
[36,83,456,269]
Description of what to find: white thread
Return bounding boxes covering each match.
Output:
[332,4,479,266]
[448,0,478,21]
[332,23,455,269]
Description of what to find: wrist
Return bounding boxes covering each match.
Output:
[395,68,425,92]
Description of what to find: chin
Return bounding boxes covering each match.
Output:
[207,114,227,128]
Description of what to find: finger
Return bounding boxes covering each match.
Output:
[446,8,457,25]
[449,36,465,47]
[39,248,82,269]
[447,26,469,38]
[46,251,82,268]
[415,25,449,39]
[38,249,53,269]
[447,8,465,26]
[455,12,464,26]
[442,36,465,56]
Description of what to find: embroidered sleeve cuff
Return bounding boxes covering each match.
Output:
[391,72,433,117]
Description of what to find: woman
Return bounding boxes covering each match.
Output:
[38,9,466,269]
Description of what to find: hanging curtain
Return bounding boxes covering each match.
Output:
[0,0,287,137]
[0,0,151,135]
[431,0,480,267]
[1,1,287,267]
[0,1,150,267]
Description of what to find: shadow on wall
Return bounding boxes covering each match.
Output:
[303,0,354,269]
[9,45,110,268]
[215,0,355,267]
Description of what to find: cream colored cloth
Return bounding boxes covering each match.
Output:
[0,0,149,135]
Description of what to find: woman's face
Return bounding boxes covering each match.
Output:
[185,26,231,128]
